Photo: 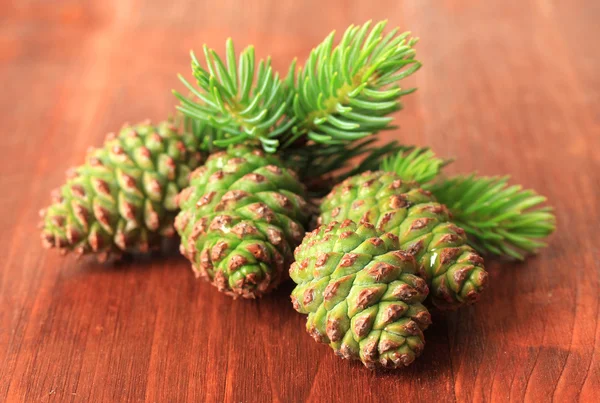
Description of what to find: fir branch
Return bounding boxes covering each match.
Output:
[283,20,421,146]
[283,139,404,197]
[174,39,293,153]
[380,147,450,185]
[182,114,224,153]
[379,148,555,259]
[429,175,556,260]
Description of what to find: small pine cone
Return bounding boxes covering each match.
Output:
[319,171,488,310]
[175,145,311,298]
[39,120,205,260]
[290,220,431,369]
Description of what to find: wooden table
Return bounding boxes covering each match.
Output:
[1,1,598,401]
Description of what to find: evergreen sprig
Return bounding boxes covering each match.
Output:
[380,148,556,259]
[174,39,293,152]
[181,113,223,153]
[380,147,450,185]
[283,139,405,196]
[429,175,556,260]
[173,17,422,192]
[283,20,421,146]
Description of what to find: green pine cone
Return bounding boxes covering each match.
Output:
[319,171,488,310]
[40,120,205,260]
[175,145,311,298]
[290,220,431,369]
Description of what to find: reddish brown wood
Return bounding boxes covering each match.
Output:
[1,0,599,401]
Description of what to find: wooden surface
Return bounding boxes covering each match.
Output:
[1,0,599,401]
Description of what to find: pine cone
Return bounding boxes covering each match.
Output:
[319,171,488,310]
[39,120,204,261]
[290,220,431,369]
[175,145,311,298]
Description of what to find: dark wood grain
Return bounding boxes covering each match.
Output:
[1,0,599,401]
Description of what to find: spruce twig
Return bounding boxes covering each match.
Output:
[381,147,451,185]
[284,20,421,146]
[175,20,421,159]
[283,139,405,197]
[174,39,293,152]
[429,175,556,260]
[380,147,556,259]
